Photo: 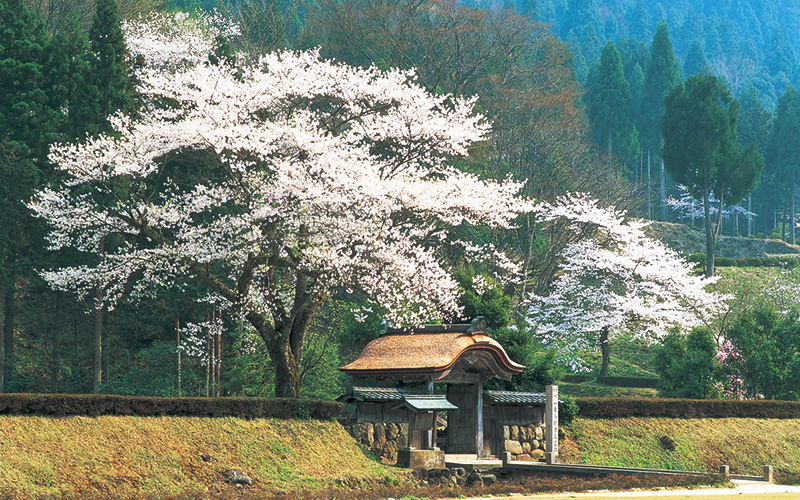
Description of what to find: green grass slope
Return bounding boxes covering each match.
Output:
[562,417,800,479]
[0,416,397,500]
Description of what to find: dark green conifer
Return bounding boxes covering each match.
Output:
[586,41,639,163]
[684,40,710,78]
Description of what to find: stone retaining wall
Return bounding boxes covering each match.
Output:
[345,421,548,464]
[345,422,409,464]
[503,423,547,461]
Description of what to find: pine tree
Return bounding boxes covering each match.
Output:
[82,0,131,137]
[45,15,92,141]
[0,0,53,392]
[684,39,710,77]
[765,86,800,245]
[737,85,772,237]
[640,21,680,221]
[0,0,50,155]
[663,74,763,276]
[586,41,638,164]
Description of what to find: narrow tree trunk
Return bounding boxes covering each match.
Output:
[215,329,222,397]
[0,282,5,394]
[704,189,715,277]
[789,182,796,245]
[783,198,788,242]
[4,287,15,391]
[93,299,103,392]
[647,151,652,219]
[519,214,536,303]
[659,146,667,221]
[206,316,214,397]
[607,130,612,162]
[599,326,610,380]
[93,237,105,393]
[51,291,64,392]
[176,316,182,397]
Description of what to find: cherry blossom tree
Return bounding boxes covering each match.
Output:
[527,194,730,375]
[30,13,533,397]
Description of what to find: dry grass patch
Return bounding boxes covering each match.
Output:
[563,417,800,477]
[0,416,396,499]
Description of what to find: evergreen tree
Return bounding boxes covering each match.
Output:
[81,0,131,137]
[586,41,638,163]
[684,39,710,77]
[737,85,772,237]
[579,22,601,66]
[0,0,53,392]
[765,86,800,244]
[561,0,596,38]
[766,25,796,85]
[0,0,51,155]
[566,32,589,81]
[640,21,680,221]
[45,15,92,141]
[663,74,764,276]
[625,0,649,42]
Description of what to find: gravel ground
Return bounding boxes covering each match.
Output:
[462,480,800,499]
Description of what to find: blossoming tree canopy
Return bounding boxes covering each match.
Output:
[29,13,534,397]
[527,194,730,373]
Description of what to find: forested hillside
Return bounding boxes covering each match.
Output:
[1,0,799,402]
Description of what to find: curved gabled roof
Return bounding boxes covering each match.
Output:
[340,323,525,381]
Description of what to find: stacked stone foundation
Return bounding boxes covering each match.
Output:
[346,421,548,464]
[502,423,547,461]
[346,422,409,464]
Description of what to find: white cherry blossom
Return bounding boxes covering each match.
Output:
[30,13,533,396]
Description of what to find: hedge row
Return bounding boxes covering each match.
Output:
[575,397,800,419]
[595,376,660,388]
[687,253,800,269]
[0,394,344,419]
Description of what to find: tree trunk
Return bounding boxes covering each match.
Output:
[271,342,300,398]
[599,326,610,380]
[93,237,105,393]
[176,316,181,397]
[93,300,103,392]
[0,283,5,394]
[647,151,652,219]
[789,181,796,245]
[4,287,15,391]
[659,150,666,222]
[51,291,64,392]
[519,214,536,303]
[704,188,715,277]
[746,196,752,238]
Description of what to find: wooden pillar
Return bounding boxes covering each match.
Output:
[426,379,434,448]
[476,379,484,458]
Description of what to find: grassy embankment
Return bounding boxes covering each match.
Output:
[0,416,398,500]
[561,417,800,480]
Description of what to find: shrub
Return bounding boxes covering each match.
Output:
[0,393,344,419]
[559,393,580,424]
[574,397,800,418]
[595,376,659,388]
[654,326,719,399]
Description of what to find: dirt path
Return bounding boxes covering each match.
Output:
[462,480,800,500]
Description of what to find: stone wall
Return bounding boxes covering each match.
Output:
[502,423,547,461]
[346,422,409,465]
[345,421,547,464]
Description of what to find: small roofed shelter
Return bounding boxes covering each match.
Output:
[340,317,525,457]
[339,387,457,449]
